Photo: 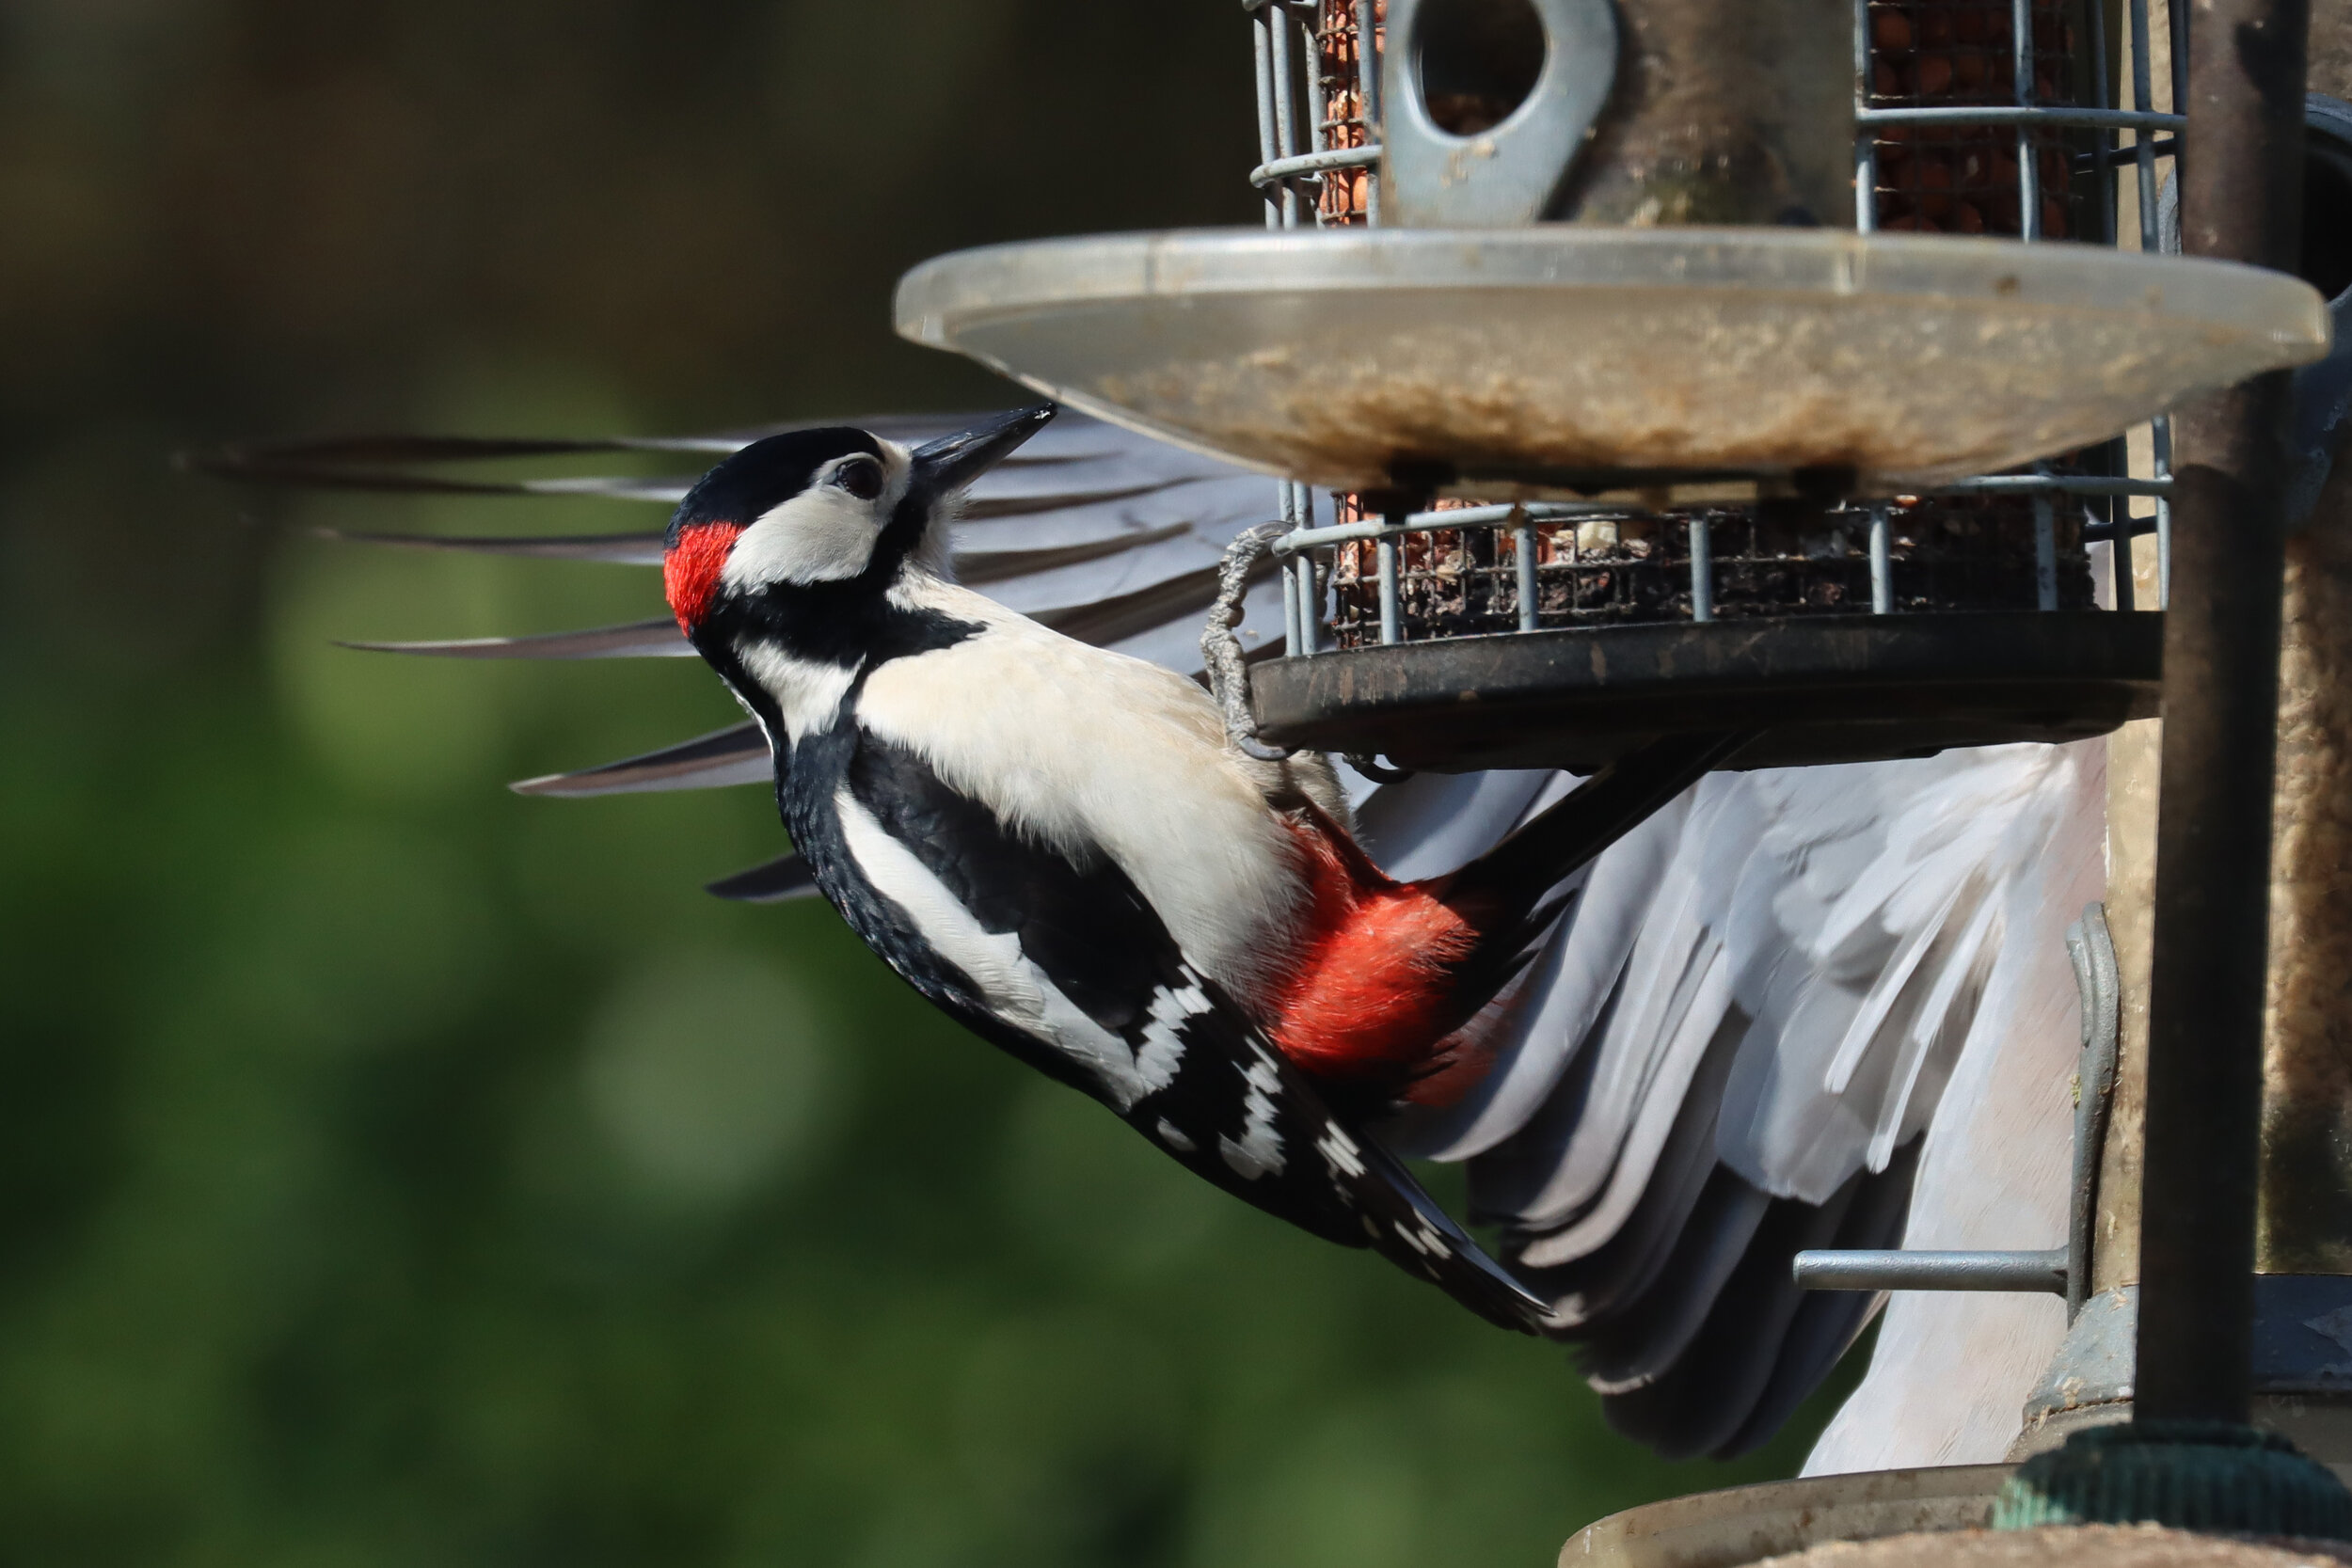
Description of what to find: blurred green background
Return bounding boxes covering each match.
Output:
[0,2,1852,1562]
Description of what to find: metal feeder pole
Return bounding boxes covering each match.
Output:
[2135,0,2310,1426]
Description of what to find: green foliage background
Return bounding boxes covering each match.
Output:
[0,2,1856,1561]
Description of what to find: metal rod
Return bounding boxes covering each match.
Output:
[1793,1248,2070,1294]
[2153,415,2175,606]
[1689,515,1714,622]
[2014,0,2040,239]
[2134,0,2308,1429]
[1268,1,1301,227]
[2090,0,2120,246]
[1283,543,1306,653]
[2077,135,2181,169]
[1248,145,1381,187]
[1934,473,2172,497]
[1305,7,1328,162]
[1869,503,1894,612]
[2033,493,2059,610]
[1294,555,1319,654]
[1857,104,2182,129]
[1376,530,1401,645]
[1253,8,1282,230]
[1853,0,1878,234]
[1355,0,1381,225]
[2132,0,2164,255]
[1269,499,1640,553]
[1516,521,1539,632]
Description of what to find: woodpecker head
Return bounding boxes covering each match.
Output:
[662,404,1057,640]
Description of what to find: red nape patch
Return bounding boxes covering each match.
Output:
[1265,811,1489,1101]
[664,521,746,632]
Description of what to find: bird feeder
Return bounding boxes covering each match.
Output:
[893,0,2329,777]
[894,0,2352,1553]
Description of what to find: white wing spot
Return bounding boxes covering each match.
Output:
[1393,1217,1453,1259]
[1136,973,1213,1094]
[1154,1118,1196,1152]
[1316,1126,1367,1180]
[1218,1053,1286,1180]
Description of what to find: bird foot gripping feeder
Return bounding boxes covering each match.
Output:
[898,0,2350,1557]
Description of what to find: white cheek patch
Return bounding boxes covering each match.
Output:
[720,444,916,590]
[723,486,883,587]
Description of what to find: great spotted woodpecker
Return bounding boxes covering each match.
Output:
[658,404,1732,1330]
[211,405,2115,1461]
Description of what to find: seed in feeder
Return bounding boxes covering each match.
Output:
[1873,58,1903,96]
[1870,8,1914,49]
[1953,51,1990,89]
[1923,8,1957,46]
[1576,520,1619,553]
[2042,197,2069,236]
[1914,54,1954,95]
[1954,199,1986,232]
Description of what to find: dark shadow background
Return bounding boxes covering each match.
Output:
[0,2,1853,1562]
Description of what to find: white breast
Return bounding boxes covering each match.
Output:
[854,577,1313,1000]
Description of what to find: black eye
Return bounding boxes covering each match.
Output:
[832,456,883,500]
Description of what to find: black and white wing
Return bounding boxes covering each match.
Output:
[790,728,1549,1335]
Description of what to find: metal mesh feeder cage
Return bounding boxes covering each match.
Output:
[892,0,2329,780]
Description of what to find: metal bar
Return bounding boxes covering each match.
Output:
[2067,903,2124,1321]
[1932,473,2173,496]
[2076,135,2181,168]
[1856,104,2183,129]
[1248,145,1381,187]
[1689,515,1714,623]
[2135,0,2307,1429]
[2132,0,2164,257]
[1268,0,1301,227]
[2168,0,2189,121]
[1869,503,1895,612]
[2153,416,2175,605]
[1305,7,1328,162]
[2101,438,2141,610]
[2090,0,2120,246]
[1253,7,1282,230]
[1270,500,1638,553]
[1854,0,1878,234]
[1282,542,1306,653]
[1294,554,1319,654]
[1794,1248,2070,1294]
[2083,513,2164,541]
[1375,530,1401,645]
[1516,521,1539,632]
[2015,0,2041,239]
[2034,493,2059,610]
[1355,0,1382,225]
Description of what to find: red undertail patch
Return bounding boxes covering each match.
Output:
[664,521,746,632]
[1266,812,1487,1101]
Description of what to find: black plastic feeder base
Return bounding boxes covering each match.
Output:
[1250,612,2163,774]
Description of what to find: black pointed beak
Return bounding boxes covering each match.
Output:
[910,404,1057,499]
